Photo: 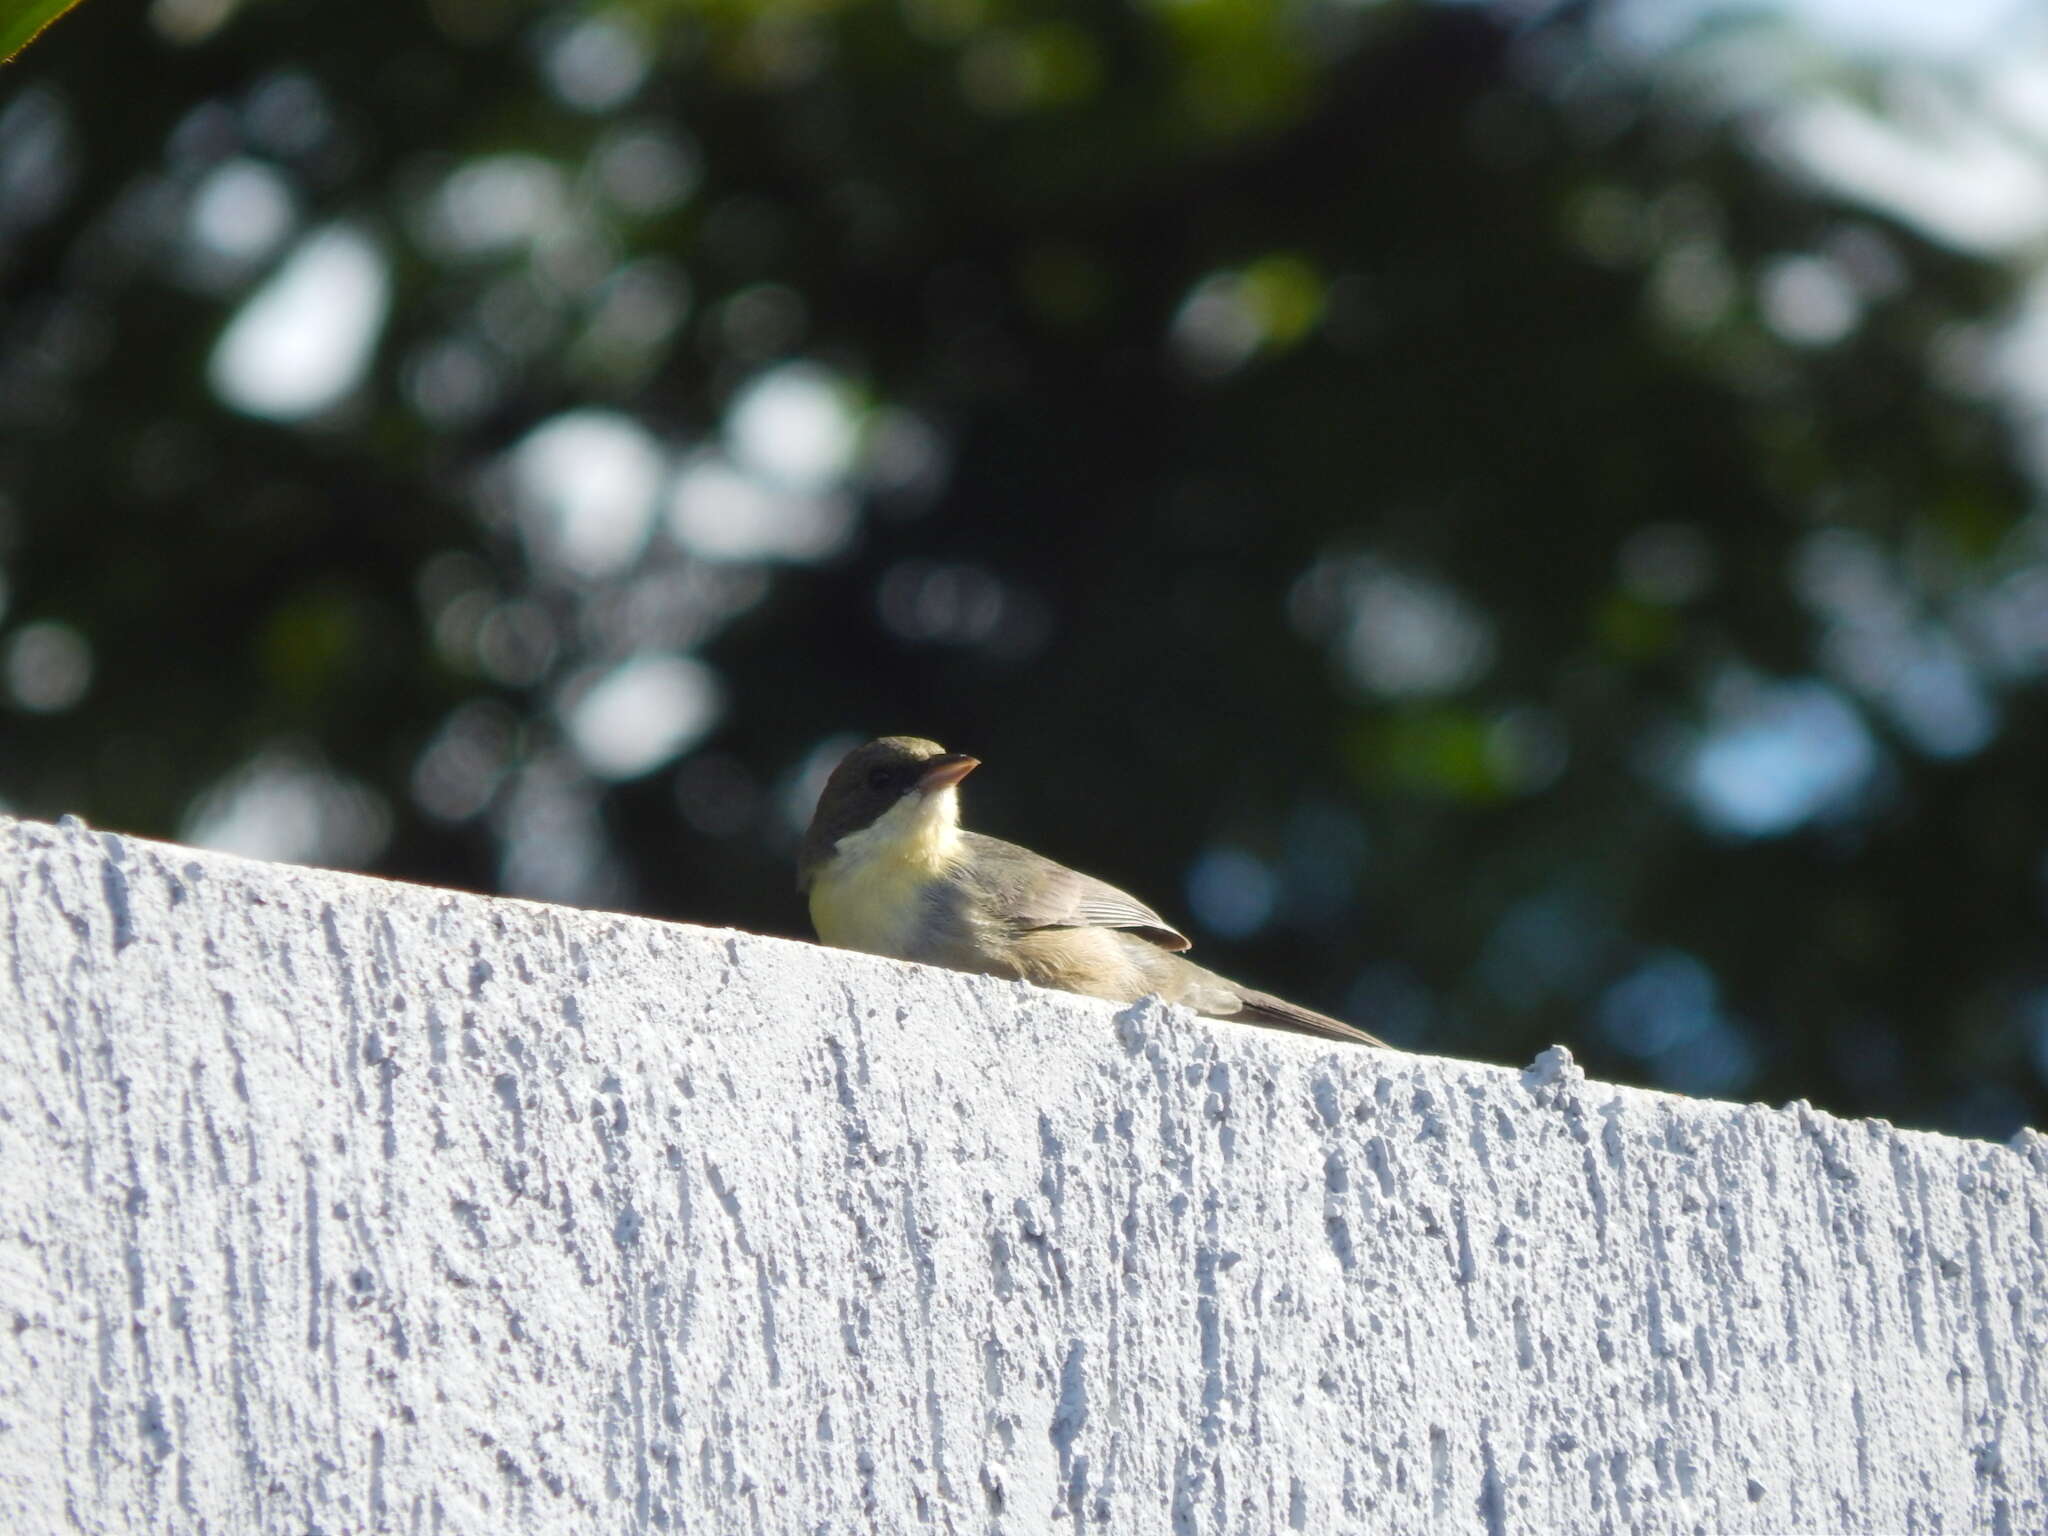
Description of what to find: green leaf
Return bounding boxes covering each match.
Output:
[2,0,87,63]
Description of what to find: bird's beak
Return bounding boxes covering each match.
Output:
[918,754,979,792]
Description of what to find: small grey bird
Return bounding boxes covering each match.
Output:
[799,735,1385,1047]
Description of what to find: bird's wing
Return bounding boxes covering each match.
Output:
[961,832,1192,952]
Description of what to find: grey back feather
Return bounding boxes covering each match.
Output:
[957,832,1191,952]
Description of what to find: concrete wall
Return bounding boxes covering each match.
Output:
[0,812,2042,1534]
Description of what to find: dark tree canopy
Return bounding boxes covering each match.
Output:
[2,0,2044,1139]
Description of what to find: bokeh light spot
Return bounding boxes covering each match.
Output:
[541,15,650,113]
[418,155,568,259]
[726,362,861,492]
[1171,271,1264,377]
[561,653,721,780]
[507,410,664,580]
[0,87,79,237]
[594,126,701,216]
[412,700,519,822]
[1596,948,1765,1097]
[1186,846,1278,940]
[4,621,92,712]
[186,158,296,272]
[1759,253,1860,346]
[667,451,853,564]
[209,223,390,420]
[1679,674,1877,837]
[1292,555,1495,699]
[182,747,391,867]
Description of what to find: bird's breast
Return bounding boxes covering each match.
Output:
[808,855,940,960]
[806,792,967,962]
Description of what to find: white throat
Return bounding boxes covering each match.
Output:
[808,785,967,958]
[830,785,964,876]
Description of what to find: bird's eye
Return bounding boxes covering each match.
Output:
[867,767,894,791]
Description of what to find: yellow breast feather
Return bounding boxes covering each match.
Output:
[807,787,963,959]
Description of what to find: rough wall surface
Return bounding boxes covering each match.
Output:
[0,814,2042,1536]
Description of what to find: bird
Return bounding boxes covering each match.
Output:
[798,735,1385,1046]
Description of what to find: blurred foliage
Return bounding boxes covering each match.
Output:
[1,0,2044,1139]
[0,0,84,63]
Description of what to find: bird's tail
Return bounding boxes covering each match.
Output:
[1224,985,1388,1048]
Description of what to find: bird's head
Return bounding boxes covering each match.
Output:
[798,736,979,888]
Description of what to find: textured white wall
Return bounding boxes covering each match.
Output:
[0,813,2043,1534]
